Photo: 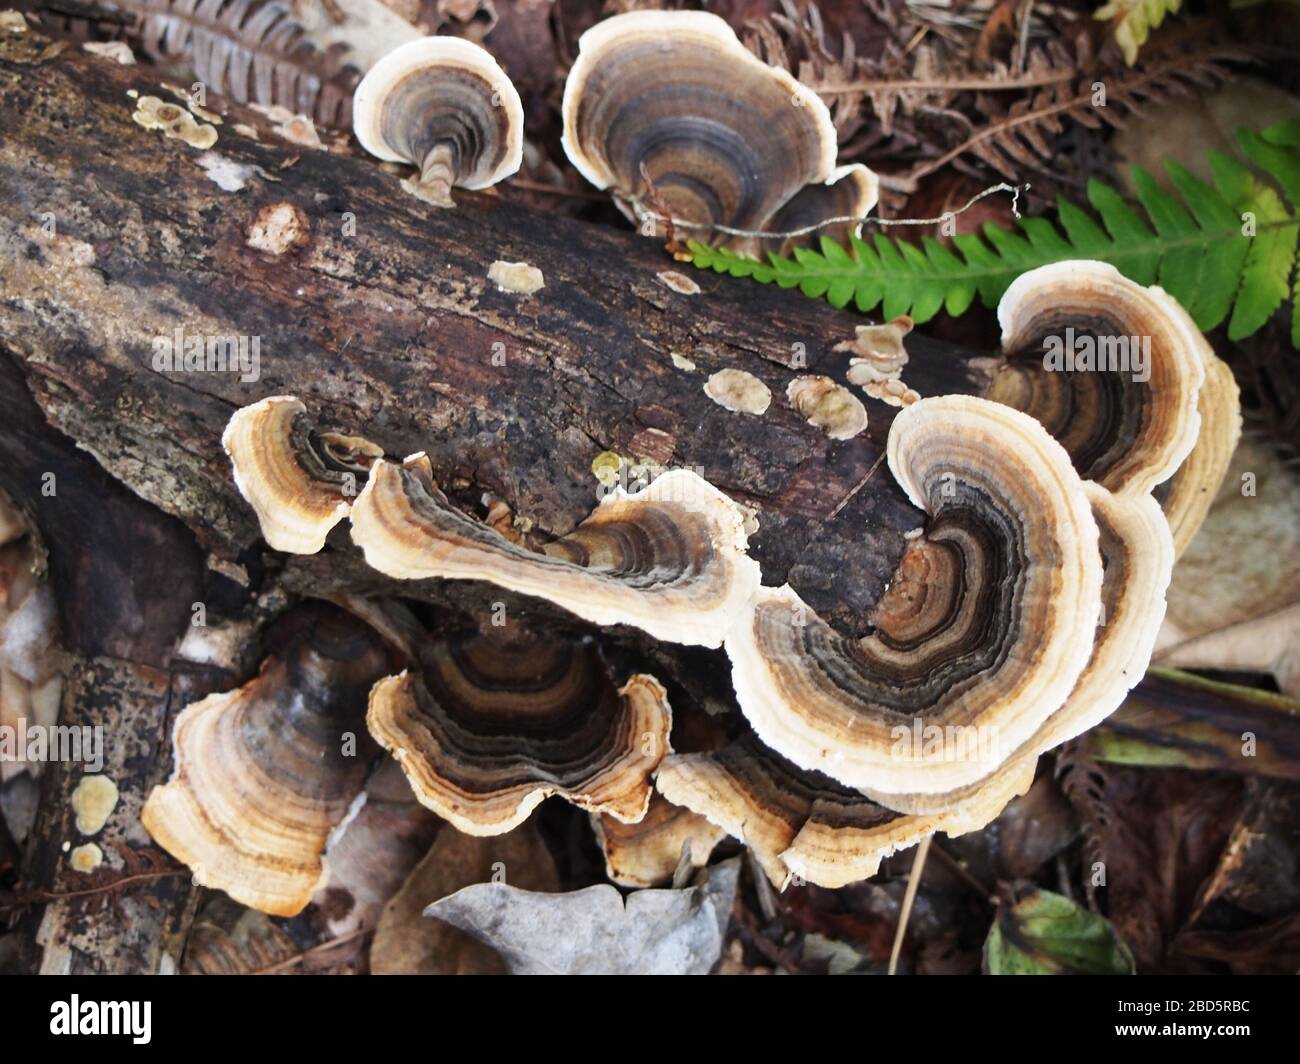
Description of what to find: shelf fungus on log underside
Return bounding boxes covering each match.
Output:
[352,36,524,206]
[366,632,671,834]
[560,10,848,250]
[656,733,959,890]
[724,395,1105,798]
[141,607,393,917]
[592,793,726,888]
[988,260,1206,498]
[223,395,383,554]
[349,457,761,648]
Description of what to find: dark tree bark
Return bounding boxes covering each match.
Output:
[0,32,991,972]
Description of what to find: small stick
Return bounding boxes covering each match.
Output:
[888,835,932,975]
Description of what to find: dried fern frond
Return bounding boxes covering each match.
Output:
[906,37,1247,184]
[24,0,364,126]
[121,0,362,127]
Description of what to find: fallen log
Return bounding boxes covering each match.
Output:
[0,30,992,972]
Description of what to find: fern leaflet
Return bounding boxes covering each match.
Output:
[687,122,1300,347]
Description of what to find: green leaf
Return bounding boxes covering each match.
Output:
[984,886,1136,975]
[685,119,1300,347]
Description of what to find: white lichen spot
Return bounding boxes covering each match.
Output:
[82,40,134,64]
[71,774,119,835]
[196,152,264,192]
[247,202,310,255]
[670,353,697,372]
[69,843,103,874]
[656,270,700,295]
[488,260,545,296]
[704,368,771,416]
[787,375,868,440]
[132,96,218,150]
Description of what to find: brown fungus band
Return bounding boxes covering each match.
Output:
[349,457,760,648]
[989,261,1206,497]
[353,36,523,207]
[142,607,392,917]
[724,395,1105,797]
[561,11,846,249]
[367,632,670,835]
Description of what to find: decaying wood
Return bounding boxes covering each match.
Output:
[0,33,993,972]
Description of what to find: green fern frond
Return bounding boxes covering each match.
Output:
[1094,0,1184,66]
[687,122,1300,347]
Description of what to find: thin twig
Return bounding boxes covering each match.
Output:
[630,181,1027,243]
[8,869,189,908]
[827,450,887,521]
[888,835,932,976]
[928,840,995,904]
[807,68,1075,93]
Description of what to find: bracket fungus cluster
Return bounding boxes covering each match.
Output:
[347,12,877,240]
[726,397,1105,797]
[561,11,875,249]
[352,36,523,206]
[169,244,1233,907]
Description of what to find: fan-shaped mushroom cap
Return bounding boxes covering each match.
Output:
[367,634,671,834]
[767,163,879,255]
[1159,343,1241,557]
[352,36,523,206]
[724,395,1104,796]
[223,396,383,554]
[657,733,950,890]
[141,608,391,916]
[858,481,1175,821]
[349,460,761,647]
[561,11,838,245]
[990,260,1205,497]
[592,793,725,888]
